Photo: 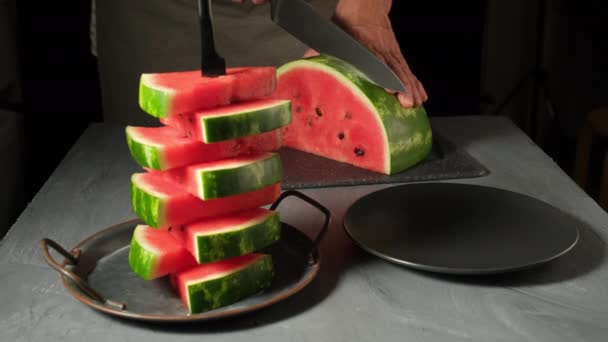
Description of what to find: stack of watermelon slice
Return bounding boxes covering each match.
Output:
[126,67,291,314]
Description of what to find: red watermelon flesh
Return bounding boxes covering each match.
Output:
[274,56,432,175]
[131,171,281,228]
[126,125,281,171]
[128,224,197,280]
[276,66,385,172]
[139,67,276,119]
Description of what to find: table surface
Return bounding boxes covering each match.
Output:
[2,116,607,342]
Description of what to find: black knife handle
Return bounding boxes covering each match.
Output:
[198,0,226,77]
[270,0,279,21]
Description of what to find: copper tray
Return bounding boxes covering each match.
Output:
[40,190,330,322]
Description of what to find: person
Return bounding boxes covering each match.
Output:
[94,0,427,125]
[234,0,427,108]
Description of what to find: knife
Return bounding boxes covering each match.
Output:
[270,0,405,93]
[198,0,226,76]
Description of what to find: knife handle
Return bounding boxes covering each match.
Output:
[198,0,226,76]
[270,0,279,21]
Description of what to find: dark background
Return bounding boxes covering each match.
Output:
[1,0,607,234]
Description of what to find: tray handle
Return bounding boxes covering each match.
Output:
[270,190,331,263]
[40,238,126,310]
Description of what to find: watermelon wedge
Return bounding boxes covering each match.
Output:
[126,126,282,171]
[164,152,283,200]
[130,172,281,228]
[171,253,274,313]
[275,55,433,175]
[161,99,292,143]
[128,224,197,280]
[170,208,281,263]
[139,67,276,119]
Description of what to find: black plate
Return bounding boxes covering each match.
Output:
[344,183,580,275]
[41,190,330,322]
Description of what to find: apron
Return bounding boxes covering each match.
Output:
[95,0,337,125]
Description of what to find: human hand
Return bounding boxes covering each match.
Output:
[325,0,428,108]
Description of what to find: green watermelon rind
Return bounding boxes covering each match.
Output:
[193,211,281,263]
[131,174,164,228]
[126,127,163,170]
[202,100,293,143]
[128,225,159,280]
[277,55,433,174]
[198,153,283,200]
[185,254,274,313]
[139,74,172,119]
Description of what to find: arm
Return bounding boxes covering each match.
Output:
[234,0,427,107]
[332,0,428,107]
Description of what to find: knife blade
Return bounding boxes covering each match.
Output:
[270,0,405,92]
[198,0,226,76]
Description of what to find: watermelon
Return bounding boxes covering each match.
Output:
[170,208,281,263]
[171,253,274,313]
[162,99,292,143]
[275,55,433,175]
[165,152,283,200]
[130,172,281,228]
[128,224,197,280]
[125,126,281,171]
[139,67,276,119]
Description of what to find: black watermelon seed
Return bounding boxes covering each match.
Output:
[315,107,323,117]
[345,111,353,119]
[338,132,345,140]
[354,147,365,156]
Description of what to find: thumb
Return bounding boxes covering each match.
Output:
[303,48,320,58]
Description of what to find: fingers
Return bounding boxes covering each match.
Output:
[369,46,419,108]
[385,55,419,108]
[397,92,414,108]
[386,50,428,108]
[416,76,429,102]
[303,48,320,58]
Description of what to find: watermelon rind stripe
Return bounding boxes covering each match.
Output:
[198,153,283,200]
[126,127,163,170]
[193,211,280,263]
[128,225,158,280]
[139,74,173,119]
[201,100,292,143]
[185,254,274,313]
[277,55,433,174]
[131,174,164,228]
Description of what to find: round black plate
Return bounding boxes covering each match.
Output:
[344,183,580,275]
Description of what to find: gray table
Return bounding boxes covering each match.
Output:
[2,116,607,342]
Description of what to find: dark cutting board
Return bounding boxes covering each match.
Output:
[280,135,489,190]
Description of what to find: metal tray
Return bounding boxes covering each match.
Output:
[344,183,580,275]
[40,190,330,322]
